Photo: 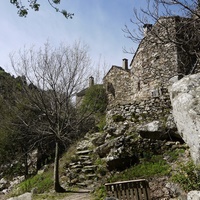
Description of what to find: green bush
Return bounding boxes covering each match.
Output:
[172,161,200,192]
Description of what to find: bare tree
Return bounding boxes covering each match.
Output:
[10,41,92,192]
[123,0,200,77]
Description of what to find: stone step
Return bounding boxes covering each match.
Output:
[79,155,91,161]
[85,174,97,180]
[76,182,87,187]
[76,150,92,155]
[70,164,83,169]
[82,160,93,165]
[82,165,97,173]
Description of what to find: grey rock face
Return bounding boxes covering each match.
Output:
[187,190,200,200]
[169,73,200,164]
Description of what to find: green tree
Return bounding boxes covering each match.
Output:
[10,0,74,18]
[81,85,107,114]
[80,84,107,132]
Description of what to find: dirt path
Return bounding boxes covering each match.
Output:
[62,192,93,200]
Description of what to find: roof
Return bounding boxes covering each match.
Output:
[103,65,130,80]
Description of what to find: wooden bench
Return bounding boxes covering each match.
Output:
[105,179,151,200]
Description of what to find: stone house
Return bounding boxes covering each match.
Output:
[104,16,200,107]
[103,15,200,140]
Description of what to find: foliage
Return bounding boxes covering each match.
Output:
[10,0,74,18]
[96,114,106,132]
[172,160,200,192]
[80,85,107,115]
[94,154,170,199]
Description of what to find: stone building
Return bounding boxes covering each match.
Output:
[103,15,200,140]
[103,58,131,107]
[104,16,200,107]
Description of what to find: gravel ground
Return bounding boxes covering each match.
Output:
[62,192,93,200]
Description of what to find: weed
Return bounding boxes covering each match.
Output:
[171,160,200,192]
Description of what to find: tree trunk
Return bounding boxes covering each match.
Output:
[24,151,28,179]
[54,141,65,192]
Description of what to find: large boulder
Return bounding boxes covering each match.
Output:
[169,73,200,164]
[137,118,181,140]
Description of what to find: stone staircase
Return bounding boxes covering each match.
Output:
[66,140,98,189]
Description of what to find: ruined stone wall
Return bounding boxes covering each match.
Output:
[103,66,131,106]
[106,87,171,129]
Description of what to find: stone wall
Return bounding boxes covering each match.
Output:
[105,86,175,140]
[130,17,179,102]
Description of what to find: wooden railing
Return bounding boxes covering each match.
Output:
[105,179,151,200]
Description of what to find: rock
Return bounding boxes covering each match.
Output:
[92,132,107,146]
[169,73,200,164]
[95,138,119,157]
[7,192,32,200]
[137,121,165,139]
[187,190,200,200]
[0,178,8,191]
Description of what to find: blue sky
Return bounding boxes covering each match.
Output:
[0,0,145,75]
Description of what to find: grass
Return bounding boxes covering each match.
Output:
[8,169,54,198]
[109,155,170,182]
[171,160,200,192]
